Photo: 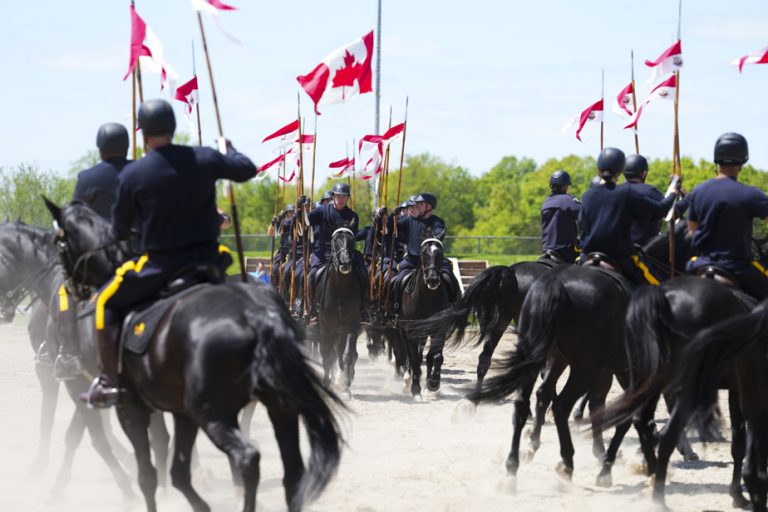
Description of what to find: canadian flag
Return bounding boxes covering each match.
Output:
[191,0,240,43]
[174,76,199,116]
[732,47,768,73]
[646,40,682,84]
[624,74,677,130]
[612,82,635,117]
[562,99,604,142]
[297,31,374,114]
[329,157,355,178]
[123,5,178,91]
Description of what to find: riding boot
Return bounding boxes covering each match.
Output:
[54,321,84,380]
[79,325,121,408]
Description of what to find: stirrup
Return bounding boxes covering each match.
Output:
[54,353,84,381]
[80,377,120,409]
[34,342,52,367]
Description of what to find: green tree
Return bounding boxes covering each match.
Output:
[0,164,75,227]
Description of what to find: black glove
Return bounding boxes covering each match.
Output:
[375,206,388,218]
[393,205,403,216]
[297,195,308,207]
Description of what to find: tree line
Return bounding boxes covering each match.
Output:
[4,151,768,247]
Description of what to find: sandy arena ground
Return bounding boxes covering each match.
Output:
[0,316,739,511]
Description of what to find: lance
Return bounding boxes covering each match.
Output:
[132,69,138,160]
[268,149,284,289]
[368,110,392,303]
[377,136,392,308]
[196,11,248,282]
[303,119,312,319]
[289,111,303,310]
[192,40,202,146]
[668,0,683,278]
[600,68,605,151]
[310,114,318,203]
[351,138,357,210]
[630,50,640,153]
[277,156,286,292]
[385,97,408,308]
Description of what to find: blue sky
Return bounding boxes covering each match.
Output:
[2,0,768,180]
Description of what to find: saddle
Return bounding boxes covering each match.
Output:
[695,265,738,289]
[119,264,224,357]
[537,251,565,269]
[582,252,636,298]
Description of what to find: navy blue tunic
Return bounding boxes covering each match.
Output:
[687,177,768,267]
[540,193,580,253]
[112,145,256,253]
[307,203,360,262]
[624,182,665,245]
[579,183,675,259]
[396,215,447,262]
[73,158,130,221]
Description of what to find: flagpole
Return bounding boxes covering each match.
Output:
[278,157,286,292]
[668,1,683,278]
[192,40,202,146]
[269,148,283,289]
[600,68,605,150]
[289,108,302,312]
[351,138,357,210]
[385,96,409,309]
[631,50,640,153]
[132,69,138,160]
[196,12,247,282]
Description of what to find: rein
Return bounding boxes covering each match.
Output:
[57,237,121,299]
[0,252,58,313]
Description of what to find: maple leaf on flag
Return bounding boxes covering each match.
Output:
[332,50,363,89]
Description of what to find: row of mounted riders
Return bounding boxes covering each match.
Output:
[411,134,768,510]
[3,99,768,511]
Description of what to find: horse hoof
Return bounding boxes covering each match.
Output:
[683,451,700,462]
[451,399,477,422]
[522,448,536,463]
[496,475,517,495]
[555,461,573,480]
[427,380,440,392]
[595,471,612,488]
[413,393,423,402]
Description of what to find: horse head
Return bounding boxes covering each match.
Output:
[420,238,444,291]
[331,227,355,275]
[0,221,57,323]
[44,197,125,298]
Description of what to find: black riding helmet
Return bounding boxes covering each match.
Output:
[138,99,176,137]
[406,195,419,207]
[623,154,649,179]
[597,147,625,178]
[415,193,437,209]
[285,204,295,212]
[332,182,351,196]
[321,190,334,201]
[714,132,749,166]
[96,123,130,157]
[549,170,571,188]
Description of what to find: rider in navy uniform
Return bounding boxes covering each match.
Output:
[622,154,670,246]
[541,170,581,263]
[302,182,367,308]
[686,133,768,300]
[54,123,131,380]
[579,147,678,286]
[83,99,257,407]
[267,204,294,288]
[386,193,458,310]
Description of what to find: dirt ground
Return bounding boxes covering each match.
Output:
[0,317,739,511]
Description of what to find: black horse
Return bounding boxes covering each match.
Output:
[0,221,139,496]
[397,237,456,397]
[314,227,364,399]
[596,276,754,504]
[45,200,344,512]
[468,224,692,485]
[670,302,768,511]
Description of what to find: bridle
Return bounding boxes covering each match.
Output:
[420,238,443,289]
[331,227,354,269]
[54,231,120,300]
[0,250,57,318]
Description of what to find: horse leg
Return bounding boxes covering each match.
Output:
[319,334,334,388]
[342,328,359,398]
[653,404,686,507]
[149,412,170,488]
[261,392,304,511]
[201,417,261,512]
[476,326,505,388]
[426,337,444,392]
[528,357,566,459]
[51,409,86,496]
[729,389,749,508]
[632,398,661,476]
[507,377,536,480]
[662,391,699,461]
[408,337,426,398]
[572,393,589,423]
[596,371,635,487]
[29,363,59,474]
[587,371,613,460]
[552,368,591,479]
[170,414,209,512]
[117,399,158,512]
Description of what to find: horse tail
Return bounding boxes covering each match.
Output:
[598,285,681,429]
[468,271,565,402]
[248,307,345,508]
[673,308,768,442]
[410,265,519,348]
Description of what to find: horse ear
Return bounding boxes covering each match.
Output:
[42,195,63,225]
